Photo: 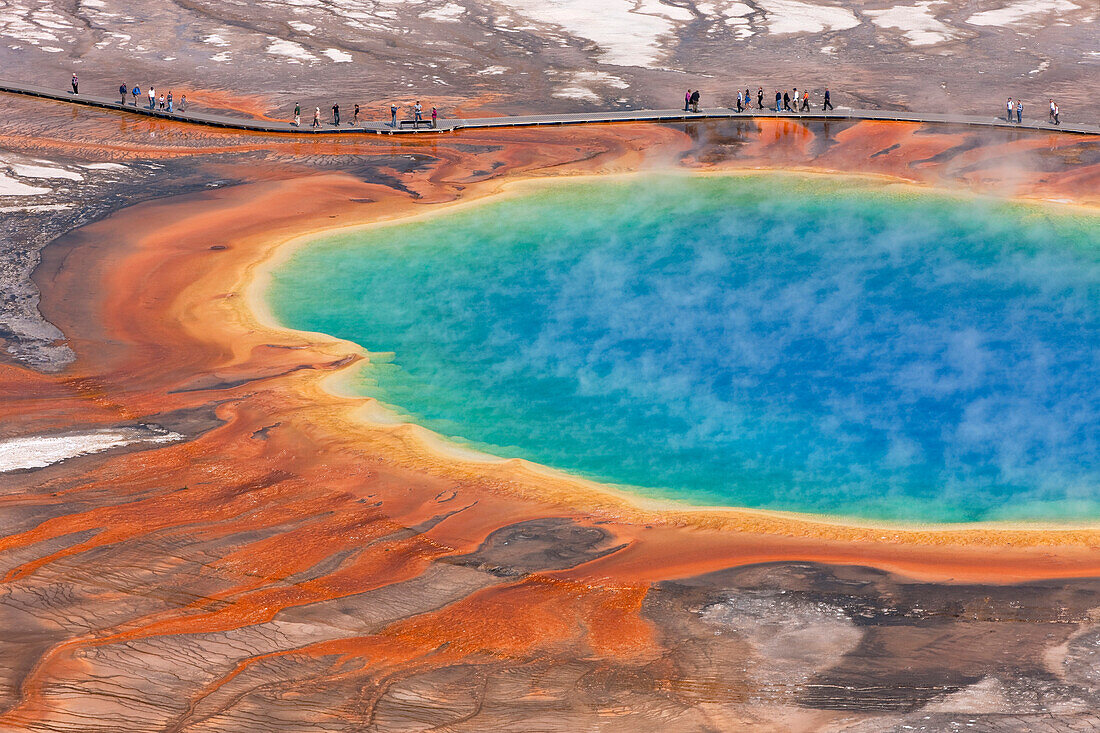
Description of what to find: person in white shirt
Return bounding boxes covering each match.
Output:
[1006,98,1014,122]
[148,86,155,109]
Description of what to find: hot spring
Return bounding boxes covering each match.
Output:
[267,175,1100,523]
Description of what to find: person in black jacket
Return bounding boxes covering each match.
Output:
[823,88,833,111]
[332,103,340,125]
[690,89,700,113]
[119,83,127,104]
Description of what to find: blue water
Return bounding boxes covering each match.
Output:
[267,175,1100,523]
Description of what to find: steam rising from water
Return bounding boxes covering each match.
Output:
[269,175,1100,523]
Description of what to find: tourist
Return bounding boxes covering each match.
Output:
[690,89,700,113]
[148,86,156,109]
[431,106,438,128]
[801,90,810,112]
[70,73,78,95]
[391,103,398,127]
[294,102,300,127]
[1006,98,1014,122]
[132,84,140,106]
[1053,101,1060,125]
[823,88,833,111]
[179,94,187,112]
[332,103,340,125]
[792,88,798,111]
[119,83,127,104]
[736,90,743,113]
[745,89,751,110]
[1016,99,1022,124]
[684,89,691,111]
[313,107,320,128]
[414,101,423,126]
[353,103,360,125]
[757,87,764,109]
[166,91,173,112]
[783,91,792,112]
[159,93,165,110]
[1049,99,1056,123]
[775,90,781,112]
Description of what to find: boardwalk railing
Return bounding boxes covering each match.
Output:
[2,80,1097,137]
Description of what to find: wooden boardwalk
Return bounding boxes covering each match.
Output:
[2,80,1097,137]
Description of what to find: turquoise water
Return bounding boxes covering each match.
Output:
[268,175,1100,523]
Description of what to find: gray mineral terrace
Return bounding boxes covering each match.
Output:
[2,81,1097,137]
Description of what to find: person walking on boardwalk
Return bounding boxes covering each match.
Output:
[736,90,743,113]
[801,89,810,112]
[690,89,700,113]
[148,85,155,109]
[684,89,691,111]
[332,103,340,125]
[823,88,833,111]
[391,103,398,127]
[312,107,321,128]
[431,106,438,128]
[166,91,173,112]
[757,87,764,109]
[353,103,360,125]
[414,101,423,126]
[1053,101,1060,125]
[159,93,165,110]
[1006,98,1014,122]
[783,91,792,112]
[132,84,140,106]
[775,90,782,112]
[70,73,78,94]
[1049,99,1057,124]
[1015,99,1022,124]
[791,88,798,111]
[179,95,187,112]
[119,83,127,104]
[294,102,300,127]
